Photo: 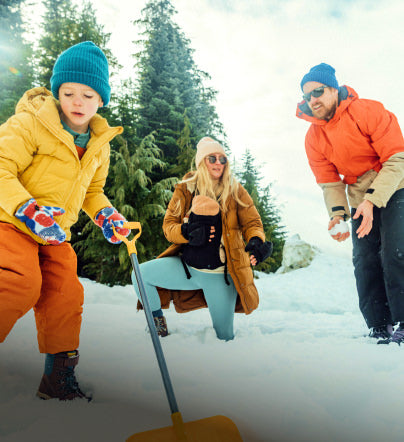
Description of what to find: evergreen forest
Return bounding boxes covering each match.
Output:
[0,0,286,284]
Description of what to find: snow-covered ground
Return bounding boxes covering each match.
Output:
[1,250,404,442]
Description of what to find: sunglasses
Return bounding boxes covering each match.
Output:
[207,155,227,165]
[302,85,329,102]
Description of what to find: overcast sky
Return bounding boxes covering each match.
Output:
[29,0,404,254]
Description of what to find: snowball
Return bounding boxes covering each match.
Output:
[329,221,349,236]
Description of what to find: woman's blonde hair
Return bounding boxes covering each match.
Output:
[172,155,247,216]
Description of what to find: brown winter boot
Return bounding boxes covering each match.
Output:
[36,350,91,401]
[154,315,169,337]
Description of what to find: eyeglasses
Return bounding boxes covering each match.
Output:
[302,85,329,102]
[207,155,227,165]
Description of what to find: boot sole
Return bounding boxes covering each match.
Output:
[36,391,52,400]
[36,390,92,401]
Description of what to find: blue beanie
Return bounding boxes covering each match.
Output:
[300,63,339,91]
[50,41,110,106]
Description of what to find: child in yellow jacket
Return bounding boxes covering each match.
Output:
[0,41,129,401]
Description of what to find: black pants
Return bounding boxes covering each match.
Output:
[351,188,404,327]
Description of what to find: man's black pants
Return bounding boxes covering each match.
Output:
[351,188,404,328]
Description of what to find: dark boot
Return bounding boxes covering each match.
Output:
[368,325,393,339]
[378,323,404,345]
[37,350,91,401]
[390,324,404,345]
[154,315,169,337]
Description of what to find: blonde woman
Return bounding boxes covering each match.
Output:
[132,137,272,340]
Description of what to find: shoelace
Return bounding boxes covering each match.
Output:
[374,326,390,336]
[154,317,166,333]
[59,369,81,394]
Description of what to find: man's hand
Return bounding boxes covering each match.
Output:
[328,216,350,242]
[353,200,374,238]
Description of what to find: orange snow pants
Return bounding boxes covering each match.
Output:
[0,222,84,354]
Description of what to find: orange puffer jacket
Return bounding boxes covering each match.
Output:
[297,86,404,184]
[296,86,404,216]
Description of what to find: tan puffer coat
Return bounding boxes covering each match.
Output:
[0,87,123,244]
[156,175,266,315]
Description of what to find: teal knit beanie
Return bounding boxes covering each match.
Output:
[300,63,339,91]
[50,41,110,106]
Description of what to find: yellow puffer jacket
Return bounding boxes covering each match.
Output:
[0,87,123,244]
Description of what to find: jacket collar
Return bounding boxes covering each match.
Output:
[15,87,122,151]
[296,85,357,125]
[178,171,196,194]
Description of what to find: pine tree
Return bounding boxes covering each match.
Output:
[170,112,195,177]
[237,149,286,273]
[95,0,227,285]
[35,0,78,89]
[0,0,34,123]
[74,133,177,285]
[256,182,287,273]
[133,0,224,172]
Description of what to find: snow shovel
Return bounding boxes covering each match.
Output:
[113,222,243,442]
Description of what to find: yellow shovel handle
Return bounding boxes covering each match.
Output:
[112,222,142,255]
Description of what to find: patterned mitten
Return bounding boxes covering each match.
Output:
[94,207,130,244]
[15,198,66,245]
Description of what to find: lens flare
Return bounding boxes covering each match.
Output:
[8,67,23,77]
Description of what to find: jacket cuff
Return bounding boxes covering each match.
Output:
[181,223,189,240]
[330,207,349,220]
[319,182,350,220]
[83,194,111,220]
[363,189,383,208]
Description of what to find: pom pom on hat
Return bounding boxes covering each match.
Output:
[191,195,220,216]
[50,41,111,106]
[300,63,339,91]
[195,137,226,168]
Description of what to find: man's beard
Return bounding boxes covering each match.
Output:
[323,102,337,121]
[312,101,337,121]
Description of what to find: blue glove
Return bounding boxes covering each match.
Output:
[94,207,130,244]
[15,198,66,245]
